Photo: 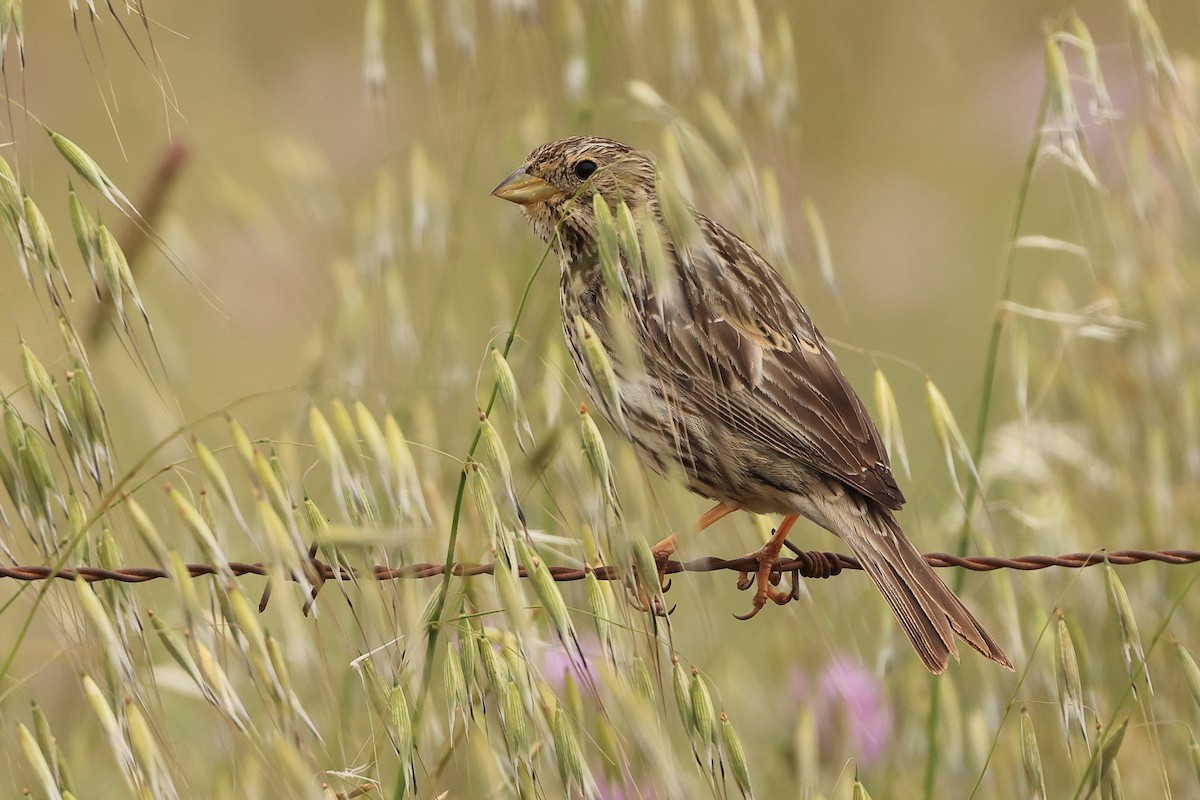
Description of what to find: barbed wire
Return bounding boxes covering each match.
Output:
[1,547,1196,585]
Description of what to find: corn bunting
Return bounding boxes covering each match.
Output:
[493,136,1011,673]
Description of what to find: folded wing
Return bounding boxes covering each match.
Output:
[638,213,905,510]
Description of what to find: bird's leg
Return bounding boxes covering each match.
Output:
[627,501,740,615]
[733,514,799,621]
[651,501,740,572]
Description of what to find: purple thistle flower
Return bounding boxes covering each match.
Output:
[539,638,599,694]
[791,654,894,765]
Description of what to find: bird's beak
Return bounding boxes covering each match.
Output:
[491,167,556,205]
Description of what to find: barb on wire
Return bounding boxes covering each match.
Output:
[1,548,1196,585]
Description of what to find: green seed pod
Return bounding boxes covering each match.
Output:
[925,376,978,490]
[630,535,661,606]
[353,401,394,492]
[23,193,63,277]
[227,416,257,478]
[256,478,301,568]
[443,643,469,736]
[458,627,480,689]
[168,552,203,624]
[518,539,572,645]
[228,589,271,670]
[329,399,362,462]
[194,438,247,530]
[125,699,175,798]
[579,406,619,510]
[20,341,68,439]
[68,184,100,293]
[384,414,431,524]
[168,484,231,578]
[467,461,502,547]
[1104,562,1149,694]
[655,165,704,253]
[489,347,534,450]
[615,200,642,276]
[478,633,507,694]
[633,657,655,704]
[672,657,693,732]
[689,667,716,748]
[1020,706,1046,800]
[584,568,613,660]
[124,494,170,566]
[18,722,58,799]
[48,129,133,209]
[592,193,628,302]
[872,368,910,478]
[1176,641,1200,713]
[501,680,530,766]
[29,702,57,781]
[75,576,132,681]
[1055,610,1088,752]
[552,702,587,795]
[70,368,111,480]
[0,154,20,206]
[575,317,625,431]
[388,681,414,761]
[150,611,207,692]
[66,492,87,538]
[1086,718,1128,799]
[97,527,123,572]
[637,203,678,308]
[720,712,752,798]
[478,412,518,515]
[95,225,129,321]
[81,675,127,771]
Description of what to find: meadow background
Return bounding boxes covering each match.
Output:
[0,1,1198,797]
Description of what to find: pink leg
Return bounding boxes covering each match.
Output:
[734,514,799,620]
[651,501,741,561]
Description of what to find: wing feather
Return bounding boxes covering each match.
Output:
[641,213,905,510]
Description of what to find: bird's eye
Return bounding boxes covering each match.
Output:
[573,159,598,180]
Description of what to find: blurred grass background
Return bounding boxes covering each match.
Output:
[0,1,1198,798]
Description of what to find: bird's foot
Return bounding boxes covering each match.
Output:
[624,580,673,617]
[733,532,793,620]
[622,538,676,617]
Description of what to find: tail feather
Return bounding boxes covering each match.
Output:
[837,506,1012,673]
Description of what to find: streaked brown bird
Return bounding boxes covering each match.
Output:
[493,135,1012,673]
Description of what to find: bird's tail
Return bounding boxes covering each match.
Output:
[835,504,1013,673]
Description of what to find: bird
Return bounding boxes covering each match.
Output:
[492,135,1012,673]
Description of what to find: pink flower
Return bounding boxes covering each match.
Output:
[791,654,894,765]
[539,639,599,693]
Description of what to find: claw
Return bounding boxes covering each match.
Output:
[732,603,762,621]
[628,502,739,617]
[733,573,791,620]
[621,541,677,616]
[622,569,674,617]
[732,514,800,620]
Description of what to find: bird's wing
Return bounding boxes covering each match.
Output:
[642,213,905,510]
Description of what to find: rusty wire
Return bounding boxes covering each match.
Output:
[1,548,1196,585]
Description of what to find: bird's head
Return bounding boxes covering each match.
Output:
[492,136,657,253]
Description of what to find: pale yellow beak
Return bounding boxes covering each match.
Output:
[491,167,556,205]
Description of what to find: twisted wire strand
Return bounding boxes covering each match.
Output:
[2,548,1196,585]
